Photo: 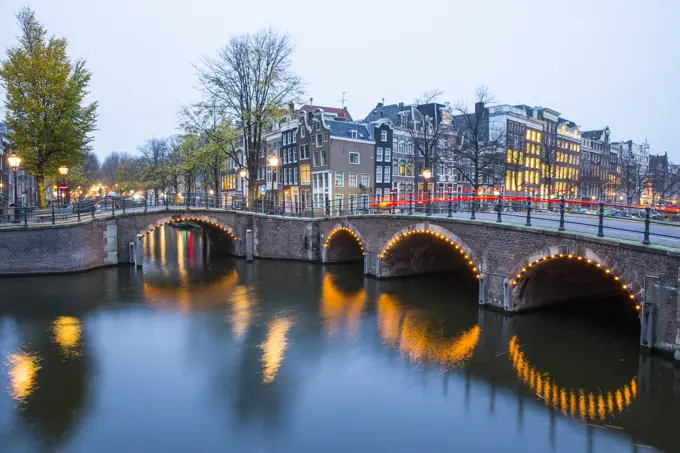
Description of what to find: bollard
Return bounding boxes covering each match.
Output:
[134,234,143,268]
[22,207,27,228]
[426,191,432,216]
[642,207,651,245]
[408,192,413,215]
[144,194,147,212]
[77,202,81,222]
[325,197,331,217]
[597,202,605,237]
[52,203,56,225]
[525,195,532,227]
[281,201,286,217]
[122,197,126,214]
[558,197,565,231]
[112,198,116,216]
[496,194,502,223]
[245,229,253,262]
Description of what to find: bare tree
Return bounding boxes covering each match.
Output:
[452,86,506,198]
[538,136,559,198]
[618,153,648,204]
[649,153,680,203]
[185,29,303,201]
[138,137,169,203]
[403,91,454,192]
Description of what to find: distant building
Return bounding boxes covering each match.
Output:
[580,127,614,200]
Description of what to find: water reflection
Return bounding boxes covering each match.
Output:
[8,351,41,402]
[260,314,295,384]
[320,272,366,337]
[377,294,480,368]
[52,316,82,358]
[509,335,637,421]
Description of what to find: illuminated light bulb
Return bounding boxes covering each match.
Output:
[577,256,583,260]
[568,255,573,259]
[516,274,521,278]
[614,276,620,281]
[622,285,628,289]
[596,264,601,268]
[587,259,592,263]
[605,269,610,274]
[559,254,564,257]
[636,305,641,310]
[522,268,526,272]
[629,294,635,299]
[528,263,532,267]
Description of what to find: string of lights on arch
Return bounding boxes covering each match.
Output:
[323,227,366,256]
[142,217,238,242]
[509,336,637,422]
[509,253,640,309]
[378,228,480,279]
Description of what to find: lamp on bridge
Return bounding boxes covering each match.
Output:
[8,154,21,222]
[268,155,279,209]
[58,165,69,207]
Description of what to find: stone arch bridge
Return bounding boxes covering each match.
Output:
[0,209,678,356]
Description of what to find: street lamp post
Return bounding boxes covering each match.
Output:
[269,155,279,213]
[58,165,69,208]
[422,169,432,215]
[8,154,21,222]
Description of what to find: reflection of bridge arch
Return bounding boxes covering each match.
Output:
[509,336,636,421]
[378,224,481,279]
[377,294,480,368]
[320,273,367,336]
[509,245,641,310]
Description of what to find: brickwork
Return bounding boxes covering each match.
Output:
[0,220,109,274]
[2,209,678,356]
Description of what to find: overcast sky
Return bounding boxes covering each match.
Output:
[1,0,678,160]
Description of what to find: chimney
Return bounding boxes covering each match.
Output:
[309,97,313,107]
[474,101,484,116]
[288,102,295,112]
[380,111,383,118]
[399,102,404,109]
[376,101,383,108]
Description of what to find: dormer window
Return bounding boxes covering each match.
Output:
[351,130,358,139]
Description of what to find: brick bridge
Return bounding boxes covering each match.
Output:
[1,208,678,357]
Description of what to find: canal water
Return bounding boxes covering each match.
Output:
[0,225,677,452]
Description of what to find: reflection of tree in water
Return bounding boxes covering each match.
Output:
[7,316,91,448]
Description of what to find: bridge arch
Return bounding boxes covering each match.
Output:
[377,223,481,279]
[138,214,241,257]
[509,245,641,311]
[321,224,367,264]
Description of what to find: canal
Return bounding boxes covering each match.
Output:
[0,225,677,452]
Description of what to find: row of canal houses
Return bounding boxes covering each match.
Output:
[220,99,651,212]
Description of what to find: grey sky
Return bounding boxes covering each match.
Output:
[1,0,678,160]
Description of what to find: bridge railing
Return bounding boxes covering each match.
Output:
[2,191,679,247]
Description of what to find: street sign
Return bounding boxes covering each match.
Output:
[59,184,68,190]
[259,185,266,195]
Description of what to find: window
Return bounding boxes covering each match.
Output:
[300,145,309,160]
[320,150,327,166]
[292,131,296,143]
[384,166,391,183]
[376,166,383,183]
[399,160,405,175]
[301,127,305,138]
[335,171,345,187]
[351,130,358,139]
[393,160,398,176]
[349,152,360,164]
[293,148,298,162]
[361,194,369,209]
[349,172,357,187]
[323,173,329,190]
[316,134,323,147]
[381,130,388,142]
[406,164,414,176]
[361,173,370,187]
[323,132,328,142]
[283,134,288,146]
[375,188,382,199]
[335,195,343,213]
[283,150,288,164]
[313,151,319,167]
[376,147,383,162]
[314,121,320,131]
[384,148,391,161]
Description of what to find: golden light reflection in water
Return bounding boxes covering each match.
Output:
[509,336,636,421]
[159,224,166,267]
[7,352,41,402]
[376,294,480,368]
[320,274,367,337]
[229,285,257,339]
[52,316,82,357]
[261,315,294,384]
